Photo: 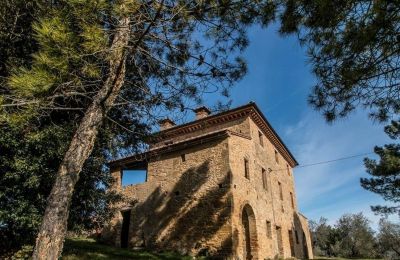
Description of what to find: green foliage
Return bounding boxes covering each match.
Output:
[310,213,378,259]
[376,219,400,259]
[0,123,121,253]
[361,120,400,216]
[0,0,281,257]
[11,245,34,260]
[277,0,400,122]
[334,213,377,258]
[309,218,338,257]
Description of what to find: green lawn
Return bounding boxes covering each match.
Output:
[59,238,382,260]
[314,256,379,260]
[62,237,195,260]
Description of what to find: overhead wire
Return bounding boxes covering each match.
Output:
[271,152,376,172]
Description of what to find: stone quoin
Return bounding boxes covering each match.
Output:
[102,102,314,259]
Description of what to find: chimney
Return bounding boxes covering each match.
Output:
[194,106,211,120]
[158,118,176,131]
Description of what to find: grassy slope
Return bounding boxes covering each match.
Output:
[61,237,382,260]
[62,237,194,260]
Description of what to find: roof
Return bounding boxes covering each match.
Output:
[109,102,298,168]
[108,130,231,168]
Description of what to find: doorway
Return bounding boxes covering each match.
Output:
[120,210,131,248]
[242,204,258,259]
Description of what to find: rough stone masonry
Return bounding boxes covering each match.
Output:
[102,102,314,259]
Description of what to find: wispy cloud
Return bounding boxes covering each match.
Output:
[282,109,396,227]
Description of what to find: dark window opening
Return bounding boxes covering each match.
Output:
[181,154,186,162]
[258,131,264,147]
[262,168,268,190]
[219,183,223,188]
[174,191,180,196]
[266,220,272,238]
[276,226,283,256]
[278,181,283,200]
[122,168,147,186]
[275,150,279,164]
[244,158,249,179]
[295,230,299,244]
[287,164,290,176]
[289,229,295,257]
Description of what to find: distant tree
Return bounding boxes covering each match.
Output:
[334,213,376,258]
[277,0,400,122]
[309,217,337,257]
[1,0,277,258]
[361,119,400,216]
[377,218,400,259]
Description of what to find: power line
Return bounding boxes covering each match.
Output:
[271,152,375,172]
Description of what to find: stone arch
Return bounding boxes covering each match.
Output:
[241,203,258,259]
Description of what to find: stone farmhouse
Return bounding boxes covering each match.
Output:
[102,102,314,259]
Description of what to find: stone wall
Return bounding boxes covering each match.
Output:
[229,117,313,259]
[104,138,233,257]
[102,113,314,259]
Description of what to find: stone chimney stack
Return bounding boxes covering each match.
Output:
[194,106,211,120]
[158,118,176,131]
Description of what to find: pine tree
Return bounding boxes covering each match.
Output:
[361,120,400,216]
[1,0,277,258]
[277,0,400,122]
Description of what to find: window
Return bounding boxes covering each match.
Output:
[181,154,186,162]
[262,168,268,190]
[295,230,299,244]
[278,181,283,200]
[244,158,249,179]
[121,169,147,186]
[258,131,264,147]
[287,164,290,176]
[275,150,279,164]
[289,230,295,257]
[290,192,295,209]
[276,226,283,256]
[266,220,272,238]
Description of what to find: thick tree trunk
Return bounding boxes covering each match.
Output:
[32,15,131,260]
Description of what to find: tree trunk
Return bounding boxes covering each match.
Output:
[32,15,131,260]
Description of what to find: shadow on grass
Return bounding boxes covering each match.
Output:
[62,237,196,260]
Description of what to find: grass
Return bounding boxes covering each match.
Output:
[62,237,195,260]
[58,238,385,260]
[314,256,379,260]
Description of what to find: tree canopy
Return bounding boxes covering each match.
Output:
[277,0,400,122]
[362,119,400,216]
[1,0,278,258]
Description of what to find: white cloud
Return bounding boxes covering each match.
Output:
[282,109,396,227]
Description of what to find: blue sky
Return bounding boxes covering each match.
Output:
[123,23,397,228]
[224,23,397,228]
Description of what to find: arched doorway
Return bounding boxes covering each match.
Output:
[242,204,258,259]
